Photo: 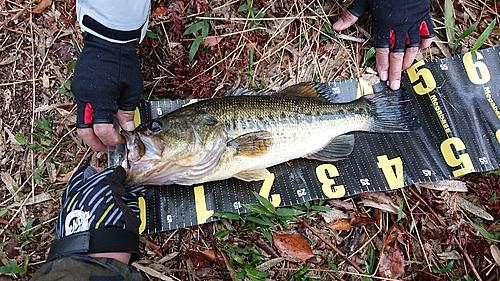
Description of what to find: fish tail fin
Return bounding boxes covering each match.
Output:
[365,87,421,133]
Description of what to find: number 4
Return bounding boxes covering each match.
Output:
[377,155,404,189]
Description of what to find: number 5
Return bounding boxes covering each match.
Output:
[406,61,437,95]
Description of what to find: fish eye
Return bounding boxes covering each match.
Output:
[149,121,162,132]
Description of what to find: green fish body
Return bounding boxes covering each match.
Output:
[123,83,420,186]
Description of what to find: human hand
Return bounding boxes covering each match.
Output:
[77,110,136,151]
[72,35,142,151]
[48,166,145,263]
[333,0,434,90]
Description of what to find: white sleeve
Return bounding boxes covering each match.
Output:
[76,0,150,43]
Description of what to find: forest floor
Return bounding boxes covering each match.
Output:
[1,0,500,280]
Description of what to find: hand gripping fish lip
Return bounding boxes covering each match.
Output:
[121,130,145,162]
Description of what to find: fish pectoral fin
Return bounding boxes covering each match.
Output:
[234,168,271,182]
[228,130,274,157]
[306,134,355,162]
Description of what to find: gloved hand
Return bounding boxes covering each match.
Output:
[333,0,434,90]
[72,34,142,151]
[48,166,145,264]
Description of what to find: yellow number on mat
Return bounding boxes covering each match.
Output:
[194,185,214,224]
[463,52,491,84]
[377,155,404,189]
[440,138,475,177]
[496,129,500,144]
[138,197,146,234]
[407,61,436,95]
[258,173,281,207]
[316,164,345,198]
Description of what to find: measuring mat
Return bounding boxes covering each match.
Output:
[135,47,500,234]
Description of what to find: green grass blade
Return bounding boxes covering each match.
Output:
[470,221,495,239]
[451,22,477,53]
[444,0,455,43]
[472,18,497,51]
[189,36,204,61]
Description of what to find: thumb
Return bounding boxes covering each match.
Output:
[332,10,359,31]
[117,109,137,131]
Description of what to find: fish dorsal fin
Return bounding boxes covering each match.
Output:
[227,130,274,157]
[306,134,355,162]
[234,168,271,182]
[275,82,337,103]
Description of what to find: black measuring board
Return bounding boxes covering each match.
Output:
[135,47,500,234]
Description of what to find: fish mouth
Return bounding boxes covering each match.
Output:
[121,130,145,162]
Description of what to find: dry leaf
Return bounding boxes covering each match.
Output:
[273,233,314,262]
[326,218,351,232]
[379,228,406,279]
[419,180,468,192]
[319,207,348,224]
[490,244,500,267]
[359,191,393,204]
[182,251,213,276]
[456,195,493,221]
[0,53,19,66]
[203,36,223,47]
[33,0,52,13]
[360,199,400,215]
[200,249,226,267]
[349,211,376,227]
[153,6,168,16]
[132,262,176,281]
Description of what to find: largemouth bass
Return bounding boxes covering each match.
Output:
[122,83,420,186]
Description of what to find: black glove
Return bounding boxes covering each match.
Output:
[71,34,142,128]
[348,0,435,52]
[47,166,145,263]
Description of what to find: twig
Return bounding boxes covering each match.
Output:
[408,187,483,281]
[294,215,364,274]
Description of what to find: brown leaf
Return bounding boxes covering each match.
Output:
[33,0,52,13]
[326,218,351,232]
[5,237,19,259]
[349,211,376,227]
[359,191,393,204]
[182,251,213,276]
[203,36,223,47]
[379,228,406,279]
[200,249,226,267]
[273,233,314,262]
[153,6,168,17]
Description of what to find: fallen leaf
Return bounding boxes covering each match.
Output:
[154,6,168,16]
[378,227,406,279]
[419,180,468,192]
[491,244,500,267]
[326,218,351,232]
[456,195,493,221]
[0,53,19,66]
[203,36,223,47]
[326,199,356,211]
[349,211,376,227]
[132,262,176,281]
[33,0,52,13]
[5,237,19,259]
[200,249,226,267]
[359,191,393,204]
[319,207,349,224]
[273,233,314,262]
[182,251,213,276]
